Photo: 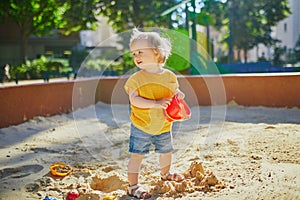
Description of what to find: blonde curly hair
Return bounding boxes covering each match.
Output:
[129,28,172,64]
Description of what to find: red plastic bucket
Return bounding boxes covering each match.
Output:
[164,95,191,122]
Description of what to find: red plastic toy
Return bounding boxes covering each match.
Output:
[164,95,191,122]
[66,190,80,200]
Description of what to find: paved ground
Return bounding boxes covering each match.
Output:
[0,78,72,87]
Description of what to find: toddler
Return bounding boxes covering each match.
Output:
[124,29,185,199]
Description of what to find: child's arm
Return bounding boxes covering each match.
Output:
[128,89,171,109]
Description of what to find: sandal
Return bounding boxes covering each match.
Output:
[128,184,151,199]
[161,171,185,182]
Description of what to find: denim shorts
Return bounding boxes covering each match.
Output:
[129,124,174,154]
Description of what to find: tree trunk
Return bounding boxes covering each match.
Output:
[132,0,143,28]
[256,45,259,60]
[20,27,28,64]
[244,48,248,63]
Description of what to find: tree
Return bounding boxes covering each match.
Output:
[285,48,297,66]
[294,35,300,62]
[202,0,291,63]
[95,0,179,32]
[62,0,98,35]
[284,35,300,66]
[0,0,98,64]
[272,46,286,67]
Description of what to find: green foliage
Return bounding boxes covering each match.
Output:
[122,51,135,71]
[84,51,135,76]
[272,46,286,67]
[1,0,67,36]
[68,49,89,69]
[96,0,178,32]
[285,49,297,66]
[10,56,71,80]
[202,0,291,62]
[47,58,71,73]
[0,0,98,64]
[197,12,214,26]
[275,35,300,67]
[62,0,98,35]
[0,0,98,36]
[201,0,227,30]
[27,56,48,79]
[10,63,27,80]
[263,35,300,67]
[85,59,113,71]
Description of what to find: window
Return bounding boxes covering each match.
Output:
[284,23,287,32]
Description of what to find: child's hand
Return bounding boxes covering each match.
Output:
[175,89,185,99]
[155,98,172,109]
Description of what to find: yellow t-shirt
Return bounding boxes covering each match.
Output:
[124,69,179,135]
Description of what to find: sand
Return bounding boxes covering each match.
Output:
[0,102,299,200]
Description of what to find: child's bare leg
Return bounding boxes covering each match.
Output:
[160,152,184,182]
[160,152,172,175]
[128,153,144,186]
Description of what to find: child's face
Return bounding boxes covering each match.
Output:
[130,39,160,69]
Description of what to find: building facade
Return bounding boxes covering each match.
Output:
[248,0,300,62]
[275,0,300,50]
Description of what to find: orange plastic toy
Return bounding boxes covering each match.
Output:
[50,162,72,177]
[164,95,191,122]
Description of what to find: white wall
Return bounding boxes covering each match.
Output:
[80,17,120,48]
[274,0,300,49]
[247,0,300,62]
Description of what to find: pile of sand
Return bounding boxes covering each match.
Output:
[152,161,225,198]
[24,161,224,200]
